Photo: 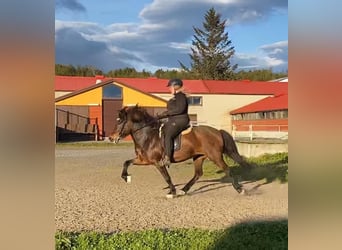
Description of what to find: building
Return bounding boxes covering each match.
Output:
[230,93,288,140]
[55,75,110,98]
[55,76,288,141]
[113,78,287,132]
[55,78,166,141]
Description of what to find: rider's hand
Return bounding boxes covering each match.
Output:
[157,111,167,119]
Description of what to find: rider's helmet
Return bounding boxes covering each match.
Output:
[167,78,183,87]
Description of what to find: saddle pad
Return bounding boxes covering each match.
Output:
[159,124,193,152]
[175,125,192,151]
[181,125,192,135]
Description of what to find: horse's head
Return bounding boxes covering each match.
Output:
[109,105,154,143]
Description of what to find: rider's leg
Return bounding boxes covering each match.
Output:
[162,121,176,166]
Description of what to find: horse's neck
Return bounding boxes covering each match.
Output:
[131,122,159,148]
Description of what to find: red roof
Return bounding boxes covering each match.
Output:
[114,78,210,94]
[230,93,288,114]
[55,75,111,91]
[55,76,287,95]
[114,78,287,95]
[203,80,287,95]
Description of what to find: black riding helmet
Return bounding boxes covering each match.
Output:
[167,78,183,87]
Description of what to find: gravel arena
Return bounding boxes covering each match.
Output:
[55,143,288,233]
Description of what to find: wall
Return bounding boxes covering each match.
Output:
[116,83,167,107]
[56,88,102,106]
[154,93,270,132]
[55,91,71,98]
[232,119,288,131]
[200,94,272,131]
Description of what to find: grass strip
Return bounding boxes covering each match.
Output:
[56,220,288,250]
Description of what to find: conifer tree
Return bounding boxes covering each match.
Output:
[180,7,237,80]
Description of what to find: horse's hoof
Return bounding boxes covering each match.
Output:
[166,194,175,199]
[126,175,131,183]
[121,175,131,183]
[240,189,246,195]
[177,190,186,196]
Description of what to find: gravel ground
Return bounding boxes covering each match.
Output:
[55,145,288,233]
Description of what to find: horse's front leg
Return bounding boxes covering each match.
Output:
[121,157,148,182]
[121,159,133,182]
[156,165,176,195]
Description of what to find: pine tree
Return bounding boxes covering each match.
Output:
[181,8,237,80]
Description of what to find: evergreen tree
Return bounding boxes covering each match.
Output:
[180,7,237,80]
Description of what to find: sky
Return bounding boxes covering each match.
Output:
[55,0,288,73]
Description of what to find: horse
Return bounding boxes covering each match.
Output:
[109,105,251,197]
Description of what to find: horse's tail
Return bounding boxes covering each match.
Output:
[219,129,251,170]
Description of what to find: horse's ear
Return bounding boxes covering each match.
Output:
[135,103,139,107]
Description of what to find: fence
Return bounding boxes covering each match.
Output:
[232,124,288,141]
[55,108,99,141]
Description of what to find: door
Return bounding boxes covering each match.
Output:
[102,99,123,137]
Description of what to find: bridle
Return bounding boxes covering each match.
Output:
[116,118,127,141]
[116,116,158,142]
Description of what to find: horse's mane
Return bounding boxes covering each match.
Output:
[126,106,156,124]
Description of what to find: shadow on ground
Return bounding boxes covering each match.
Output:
[166,153,288,195]
[228,154,288,184]
[209,219,288,250]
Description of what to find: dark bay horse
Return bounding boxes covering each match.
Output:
[109,105,251,196]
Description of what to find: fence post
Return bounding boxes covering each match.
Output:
[232,125,236,139]
[95,117,98,141]
[249,124,253,141]
[66,111,70,124]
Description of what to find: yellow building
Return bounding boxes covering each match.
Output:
[55,79,166,140]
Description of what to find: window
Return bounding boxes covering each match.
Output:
[102,84,122,99]
[232,109,288,121]
[187,96,202,106]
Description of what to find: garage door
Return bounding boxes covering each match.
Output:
[102,99,123,137]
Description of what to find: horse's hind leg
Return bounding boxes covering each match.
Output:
[181,155,206,194]
[156,166,176,195]
[211,155,243,193]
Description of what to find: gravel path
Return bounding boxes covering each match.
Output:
[55,145,288,233]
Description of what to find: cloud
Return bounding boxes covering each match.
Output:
[55,0,287,72]
[55,27,144,71]
[260,41,288,62]
[56,0,86,12]
[139,0,287,27]
[233,40,288,72]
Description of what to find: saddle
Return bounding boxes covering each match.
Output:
[159,124,192,152]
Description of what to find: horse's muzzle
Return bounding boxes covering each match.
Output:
[113,137,121,144]
[108,135,121,144]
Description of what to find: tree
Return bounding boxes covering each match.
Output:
[55,64,103,76]
[180,7,237,80]
[233,69,288,81]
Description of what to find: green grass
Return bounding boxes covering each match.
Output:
[203,152,288,183]
[56,220,288,250]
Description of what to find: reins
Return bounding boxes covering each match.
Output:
[118,117,159,138]
[131,119,159,134]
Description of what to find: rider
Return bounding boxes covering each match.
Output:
[157,78,190,166]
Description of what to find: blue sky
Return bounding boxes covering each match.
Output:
[55,0,288,73]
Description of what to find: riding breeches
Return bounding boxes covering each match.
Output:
[162,116,189,159]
